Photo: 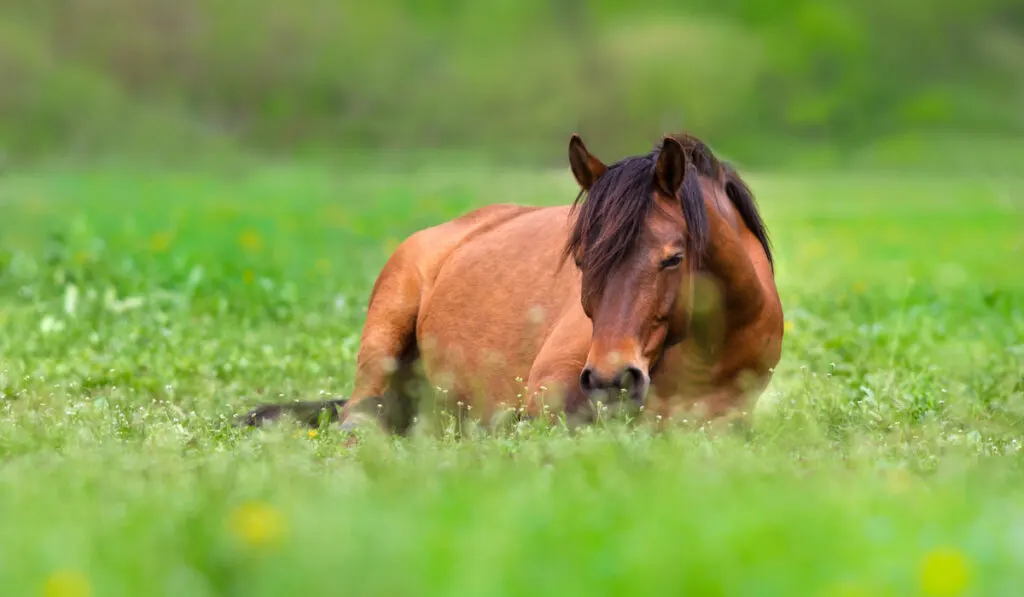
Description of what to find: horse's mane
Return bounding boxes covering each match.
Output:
[564,133,774,296]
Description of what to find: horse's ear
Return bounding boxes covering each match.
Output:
[568,134,607,191]
[655,136,688,198]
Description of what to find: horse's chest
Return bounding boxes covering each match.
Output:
[648,322,779,420]
[649,336,768,395]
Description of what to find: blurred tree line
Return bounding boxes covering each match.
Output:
[1,0,1022,165]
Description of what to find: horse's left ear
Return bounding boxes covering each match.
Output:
[568,134,608,191]
[655,136,688,198]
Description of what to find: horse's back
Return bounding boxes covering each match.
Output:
[397,203,543,271]
[418,203,576,326]
[369,203,543,300]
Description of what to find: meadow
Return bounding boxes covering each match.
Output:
[0,154,1022,597]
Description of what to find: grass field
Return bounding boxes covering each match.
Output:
[1,157,1023,597]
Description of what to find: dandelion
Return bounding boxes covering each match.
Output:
[149,231,173,252]
[308,429,318,439]
[42,569,91,597]
[228,500,286,550]
[819,581,870,597]
[238,229,263,252]
[918,546,970,597]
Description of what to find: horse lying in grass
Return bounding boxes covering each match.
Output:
[241,132,783,433]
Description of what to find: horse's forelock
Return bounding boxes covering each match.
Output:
[565,153,657,297]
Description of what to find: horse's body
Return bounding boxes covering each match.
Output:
[243,133,783,432]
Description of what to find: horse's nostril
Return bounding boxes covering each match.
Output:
[618,366,643,391]
[619,365,650,402]
[579,367,596,393]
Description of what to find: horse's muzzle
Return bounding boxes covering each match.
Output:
[579,364,650,406]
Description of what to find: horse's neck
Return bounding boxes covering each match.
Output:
[699,185,766,328]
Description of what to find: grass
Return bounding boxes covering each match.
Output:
[0,155,1022,597]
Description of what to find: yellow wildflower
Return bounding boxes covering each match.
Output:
[308,429,318,438]
[41,569,91,597]
[239,229,263,252]
[819,581,870,597]
[228,501,286,550]
[149,231,173,253]
[918,546,970,597]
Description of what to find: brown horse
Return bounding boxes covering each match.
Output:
[241,132,783,433]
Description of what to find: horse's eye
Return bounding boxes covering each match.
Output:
[660,254,684,270]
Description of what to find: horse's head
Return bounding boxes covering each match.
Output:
[565,134,708,408]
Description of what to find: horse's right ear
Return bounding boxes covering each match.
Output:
[568,134,607,191]
[655,136,688,198]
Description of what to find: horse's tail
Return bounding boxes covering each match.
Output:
[237,398,348,428]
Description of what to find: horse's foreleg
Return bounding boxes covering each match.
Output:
[520,313,592,424]
[522,369,586,421]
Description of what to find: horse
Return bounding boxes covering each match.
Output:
[240,132,783,434]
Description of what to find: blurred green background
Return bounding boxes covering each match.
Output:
[3,0,1022,168]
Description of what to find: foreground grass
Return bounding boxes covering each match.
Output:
[0,157,1022,596]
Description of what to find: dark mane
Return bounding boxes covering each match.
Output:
[722,162,774,270]
[669,133,774,270]
[564,146,709,296]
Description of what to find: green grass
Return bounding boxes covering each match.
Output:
[0,156,1023,597]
